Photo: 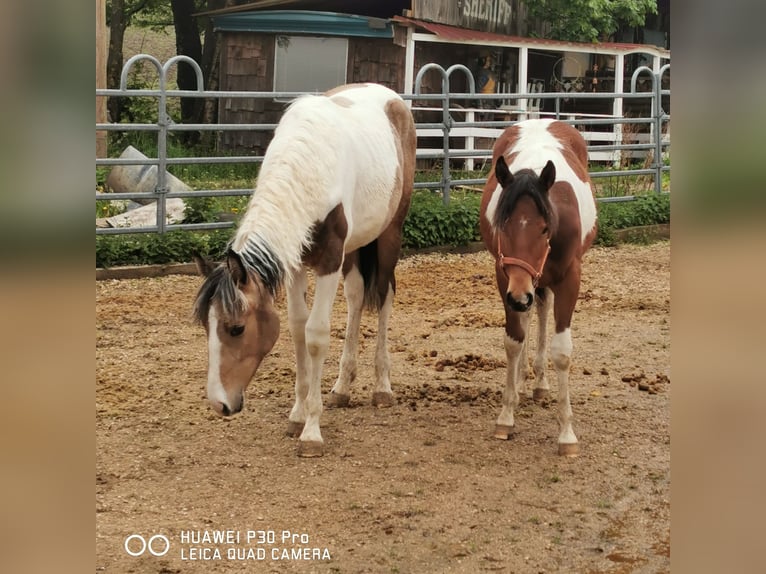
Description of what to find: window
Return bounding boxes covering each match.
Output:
[274,35,348,100]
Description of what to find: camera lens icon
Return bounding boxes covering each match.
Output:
[124,534,170,557]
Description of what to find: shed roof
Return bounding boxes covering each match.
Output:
[213,10,393,38]
[394,16,670,58]
[198,0,409,19]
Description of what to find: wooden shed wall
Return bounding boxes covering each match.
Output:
[217,32,285,154]
[347,37,404,91]
[217,33,405,154]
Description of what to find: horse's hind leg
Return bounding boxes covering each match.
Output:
[369,231,403,408]
[371,282,395,407]
[532,287,553,401]
[286,268,310,437]
[328,254,364,408]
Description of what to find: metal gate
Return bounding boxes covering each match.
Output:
[96,56,669,235]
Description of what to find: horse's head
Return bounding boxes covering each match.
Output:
[193,250,280,417]
[493,156,557,312]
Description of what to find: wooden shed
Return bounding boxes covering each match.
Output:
[213,8,407,153]
[208,0,669,154]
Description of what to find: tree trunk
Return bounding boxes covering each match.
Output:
[106,0,127,123]
[197,0,229,148]
[171,0,203,142]
[97,0,108,157]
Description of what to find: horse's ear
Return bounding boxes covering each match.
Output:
[192,253,214,277]
[226,249,248,286]
[539,160,556,192]
[495,155,513,187]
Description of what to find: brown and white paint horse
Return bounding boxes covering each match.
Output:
[480,119,597,456]
[194,83,415,457]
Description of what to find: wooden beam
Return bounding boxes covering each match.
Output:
[96,0,107,158]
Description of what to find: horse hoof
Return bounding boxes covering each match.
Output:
[297,440,324,458]
[285,421,304,437]
[494,424,514,440]
[372,392,395,408]
[326,392,350,408]
[558,442,580,457]
[532,388,549,401]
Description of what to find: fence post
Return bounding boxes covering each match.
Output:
[655,64,670,195]
[118,55,204,233]
[631,65,669,195]
[414,63,475,204]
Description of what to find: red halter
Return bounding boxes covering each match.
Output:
[496,234,551,287]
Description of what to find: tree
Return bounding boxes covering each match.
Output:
[105,0,232,139]
[170,0,231,144]
[106,0,151,123]
[524,0,658,43]
[170,0,203,128]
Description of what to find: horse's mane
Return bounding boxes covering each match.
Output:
[237,237,283,295]
[231,94,343,285]
[192,263,248,325]
[492,168,555,230]
[193,240,283,326]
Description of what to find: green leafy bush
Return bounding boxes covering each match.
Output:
[95,191,670,268]
[402,191,481,249]
[595,192,670,246]
[183,197,220,224]
[96,230,232,268]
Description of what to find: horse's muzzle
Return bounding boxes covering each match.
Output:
[211,392,244,417]
[507,291,533,312]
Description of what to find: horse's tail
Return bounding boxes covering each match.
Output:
[358,239,394,311]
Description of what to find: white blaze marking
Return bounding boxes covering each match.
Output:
[206,306,228,406]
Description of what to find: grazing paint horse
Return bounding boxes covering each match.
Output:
[479,119,597,456]
[193,83,415,457]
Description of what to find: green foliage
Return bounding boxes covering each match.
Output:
[96,190,670,268]
[106,0,177,35]
[402,191,482,249]
[595,192,669,245]
[96,200,129,219]
[96,229,233,268]
[183,197,219,224]
[525,0,658,43]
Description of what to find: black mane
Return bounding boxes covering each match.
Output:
[493,168,554,230]
[238,237,283,295]
[192,238,284,326]
[192,264,247,326]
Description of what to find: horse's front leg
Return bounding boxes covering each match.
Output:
[495,309,526,440]
[297,269,342,457]
[516,309,531,396]
[552,272,581,456]
[286,268,309,438]
[327,257,364,408]
[532,287,553,401]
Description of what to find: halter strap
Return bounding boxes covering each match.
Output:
[496,235,551,287]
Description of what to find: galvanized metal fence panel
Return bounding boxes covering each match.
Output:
[96,56,669,235]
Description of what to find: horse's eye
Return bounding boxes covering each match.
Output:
[229,325,245,337]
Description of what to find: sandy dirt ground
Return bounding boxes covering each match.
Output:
[96,241,670,573]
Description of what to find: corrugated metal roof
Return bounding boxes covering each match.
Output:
[394,16,670,58]
[214,10,393,38]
